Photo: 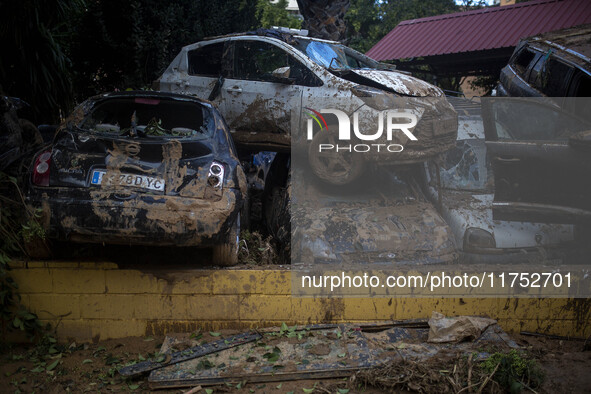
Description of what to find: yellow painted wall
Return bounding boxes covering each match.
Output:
[9,261,591,341]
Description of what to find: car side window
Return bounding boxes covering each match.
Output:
[232,40,321,86]
[567,72,591,123]
[535,56,573,96]
[570,71,591,97]
[188,43,224,77]
[489,99,588,141]
[511,46,537,77]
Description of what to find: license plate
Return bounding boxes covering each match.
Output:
[91,170,165,192]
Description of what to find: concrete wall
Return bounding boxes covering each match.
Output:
[9,261,591,341]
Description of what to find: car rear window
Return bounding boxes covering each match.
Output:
[79,97,214,139]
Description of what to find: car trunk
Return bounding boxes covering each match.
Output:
[49,129,215,199]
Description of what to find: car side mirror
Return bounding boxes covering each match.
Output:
[569,129,591,151]
[271,66,295,84]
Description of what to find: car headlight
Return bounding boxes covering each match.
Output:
[463,227,496,252]
[351,85,385,98]
[351,85,397,111]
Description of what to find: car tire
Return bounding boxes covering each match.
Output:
[307,126,365,185]
[213,216,240,266]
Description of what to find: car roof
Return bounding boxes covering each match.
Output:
[199,28,340,46]
[526,24,591,66]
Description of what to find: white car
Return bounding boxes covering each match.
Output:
[157,28,457,185]
[422,104,581,264]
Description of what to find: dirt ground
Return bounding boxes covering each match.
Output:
[0,331,590,394]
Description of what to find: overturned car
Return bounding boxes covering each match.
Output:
[25,91,247,265]
[157,28,457,185]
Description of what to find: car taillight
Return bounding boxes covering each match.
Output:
[207,161,225,189]
[32,150,52,186]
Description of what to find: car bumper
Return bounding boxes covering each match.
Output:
[27,187,241,247]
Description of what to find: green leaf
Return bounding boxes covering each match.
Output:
[263,352,279,362]
[128,383,140,390]
[338,389,350,394]
[82,359,93,364]
[205,389,213,394]
[105,356,120,365]
[280,322,288,333]
[302,389,314,393]
[46,360,59,371]
[276,383,282,389]
[30,366,44,373]
[338,352,346,358]
[143,336,154,342]
[209,332,221,337]
[190,331,203,340]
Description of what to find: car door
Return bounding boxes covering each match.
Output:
[483,97,591,224]
[220,38,310,150]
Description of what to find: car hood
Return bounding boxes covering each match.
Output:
[351,69,443,97]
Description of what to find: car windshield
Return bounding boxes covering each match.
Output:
[79,98,214,139]
[294,39,379,71]
[438,139,493,192]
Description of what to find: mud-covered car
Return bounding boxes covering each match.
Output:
[157,28,457,185]
[25,91,247,265]
[292,166,457,265]
[482,96,591,226]
[496,24,591,103]
[423,106,582,264]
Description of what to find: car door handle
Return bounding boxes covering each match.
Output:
[495,157,521,163]
[226,87,242,93]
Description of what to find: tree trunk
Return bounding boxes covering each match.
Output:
[296,0,350,42]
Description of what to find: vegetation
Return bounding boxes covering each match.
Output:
[482,349,545,393]
[1,0,498,123]
[256,0,301,29]
[0,172,50,346]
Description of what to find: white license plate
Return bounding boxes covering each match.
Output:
[91,170,165,192]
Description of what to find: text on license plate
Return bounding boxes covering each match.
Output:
[91,170,165,192]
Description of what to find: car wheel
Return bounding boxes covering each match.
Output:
[212,215,240,266]
[307,126,365,185]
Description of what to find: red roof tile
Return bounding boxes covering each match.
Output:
[366,0,591,61]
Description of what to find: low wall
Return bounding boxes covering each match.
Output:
[9,261,590,341]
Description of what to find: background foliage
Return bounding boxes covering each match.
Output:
[1,0,492,124]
